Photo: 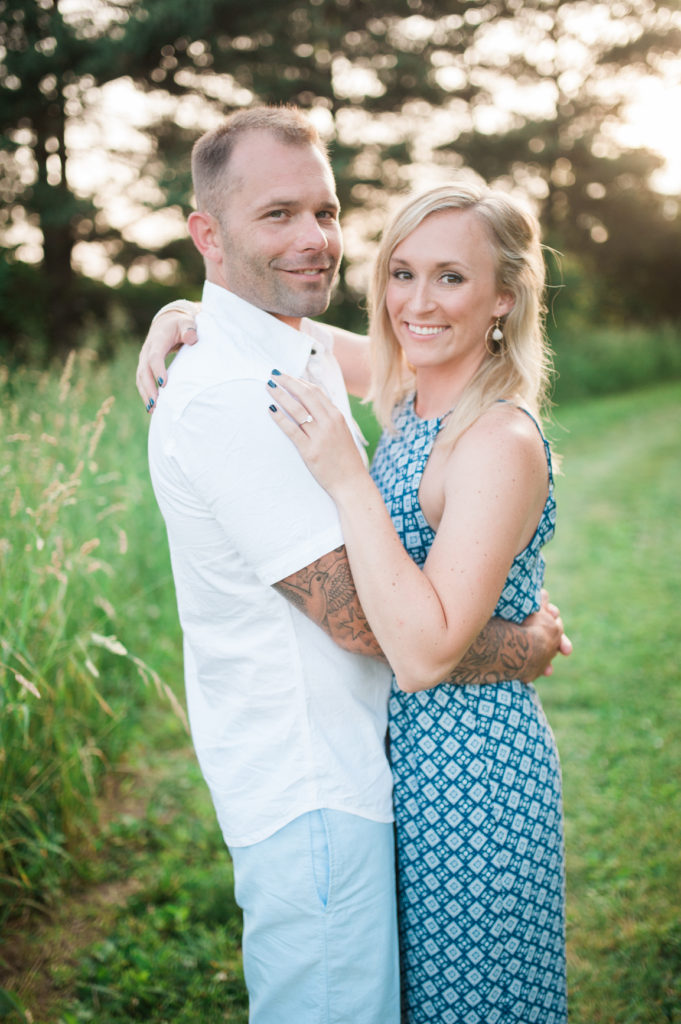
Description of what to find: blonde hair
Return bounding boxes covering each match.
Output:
[368,181,553,445]
[191,105,328,217]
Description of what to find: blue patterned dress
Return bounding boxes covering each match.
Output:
[370,397,567,1024]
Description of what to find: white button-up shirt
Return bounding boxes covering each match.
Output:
[148,281,393,847]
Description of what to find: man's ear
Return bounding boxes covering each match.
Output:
[187,211,223,264]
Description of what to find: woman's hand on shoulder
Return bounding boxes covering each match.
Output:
[266,370,367,498]
[136,306,199,412]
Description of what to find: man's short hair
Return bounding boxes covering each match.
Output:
[191,106,327,217]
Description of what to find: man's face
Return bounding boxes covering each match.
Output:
[212,132,343,327]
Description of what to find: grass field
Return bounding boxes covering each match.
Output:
[0,351,679,1023]
[543,384,681,1022]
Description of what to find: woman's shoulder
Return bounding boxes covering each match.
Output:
[446,400,548,475]
[466,398,543,439]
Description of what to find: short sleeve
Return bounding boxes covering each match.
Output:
[169,378,344,584]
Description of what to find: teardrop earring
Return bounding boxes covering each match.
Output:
[485,317,504,356]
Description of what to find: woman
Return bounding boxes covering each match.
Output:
[265,182,567,1023]
[138,180,568,1022]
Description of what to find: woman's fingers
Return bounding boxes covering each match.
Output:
[267,393,315,442]
[136,359,159,411]
[136,313,198,413]
[266,371,328,429]
[266,371,365,497]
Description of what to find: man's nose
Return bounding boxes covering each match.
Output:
[297,214,329,251]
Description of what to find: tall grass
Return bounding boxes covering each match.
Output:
[0,349,184,921]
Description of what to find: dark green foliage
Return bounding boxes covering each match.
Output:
[1,0,681,359]
[66,801,248,1024]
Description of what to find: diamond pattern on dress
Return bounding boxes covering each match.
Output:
[371,398,567,1024]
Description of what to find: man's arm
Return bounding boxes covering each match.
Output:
[446,603,570,685]
[274,546,385,660]
[275,547,568,682]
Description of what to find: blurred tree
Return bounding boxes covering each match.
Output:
[428,0,681,321]
[1,0,679,358]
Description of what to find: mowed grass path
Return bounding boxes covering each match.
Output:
[540,382,681,1022]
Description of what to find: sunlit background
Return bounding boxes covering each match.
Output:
[1,6,680,1021]
[1,0,680,354]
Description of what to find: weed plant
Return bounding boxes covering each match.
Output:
[0,349,184,921]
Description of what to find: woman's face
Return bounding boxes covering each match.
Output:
[385,207,514,378]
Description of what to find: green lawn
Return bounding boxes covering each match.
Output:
[542,383,681,1022]
[1,363,679,1023]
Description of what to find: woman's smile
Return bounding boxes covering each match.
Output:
[404,322,448,337]
[386,207,513,379]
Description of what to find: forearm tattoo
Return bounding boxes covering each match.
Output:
[445,618,534,686]
[276,551,538,684]
[274,546,386,660]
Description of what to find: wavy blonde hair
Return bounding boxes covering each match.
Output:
[368,181,553,445]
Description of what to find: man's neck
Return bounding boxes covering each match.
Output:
[204,276,303,332]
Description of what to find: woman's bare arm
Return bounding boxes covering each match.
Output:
[135,304,370,410]
[327,326,371,398]
[268,373,567,692]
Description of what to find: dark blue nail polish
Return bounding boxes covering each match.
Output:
[157,377,164,387]
[269,404,277,413]
[271,368,281,376]
[149,397,154,407]
[267,379,277,388]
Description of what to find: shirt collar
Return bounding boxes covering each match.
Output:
[202,280,328,377]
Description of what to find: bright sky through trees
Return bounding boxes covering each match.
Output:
[3,0,680,343]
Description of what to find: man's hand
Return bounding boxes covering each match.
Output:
[444,589,571,688]
[136,310,198,412]
[519,589,572,682]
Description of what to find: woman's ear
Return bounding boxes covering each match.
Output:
[495,291,515,319]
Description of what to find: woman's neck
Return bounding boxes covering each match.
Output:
[412,366,470,421]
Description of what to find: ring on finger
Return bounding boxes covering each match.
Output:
[299,414,313,426]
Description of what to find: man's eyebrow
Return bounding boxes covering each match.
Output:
[256,196,340,212]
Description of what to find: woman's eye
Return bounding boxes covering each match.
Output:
[441,272,463,285]
[391,269,412,281]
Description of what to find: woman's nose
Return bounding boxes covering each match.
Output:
[405,281,436,313]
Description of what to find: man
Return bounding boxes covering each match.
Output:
[143,106,568,1023]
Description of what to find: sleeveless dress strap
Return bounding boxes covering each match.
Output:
[496,400,554,485]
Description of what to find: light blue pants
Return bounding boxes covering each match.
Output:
[229,809,400,1023]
